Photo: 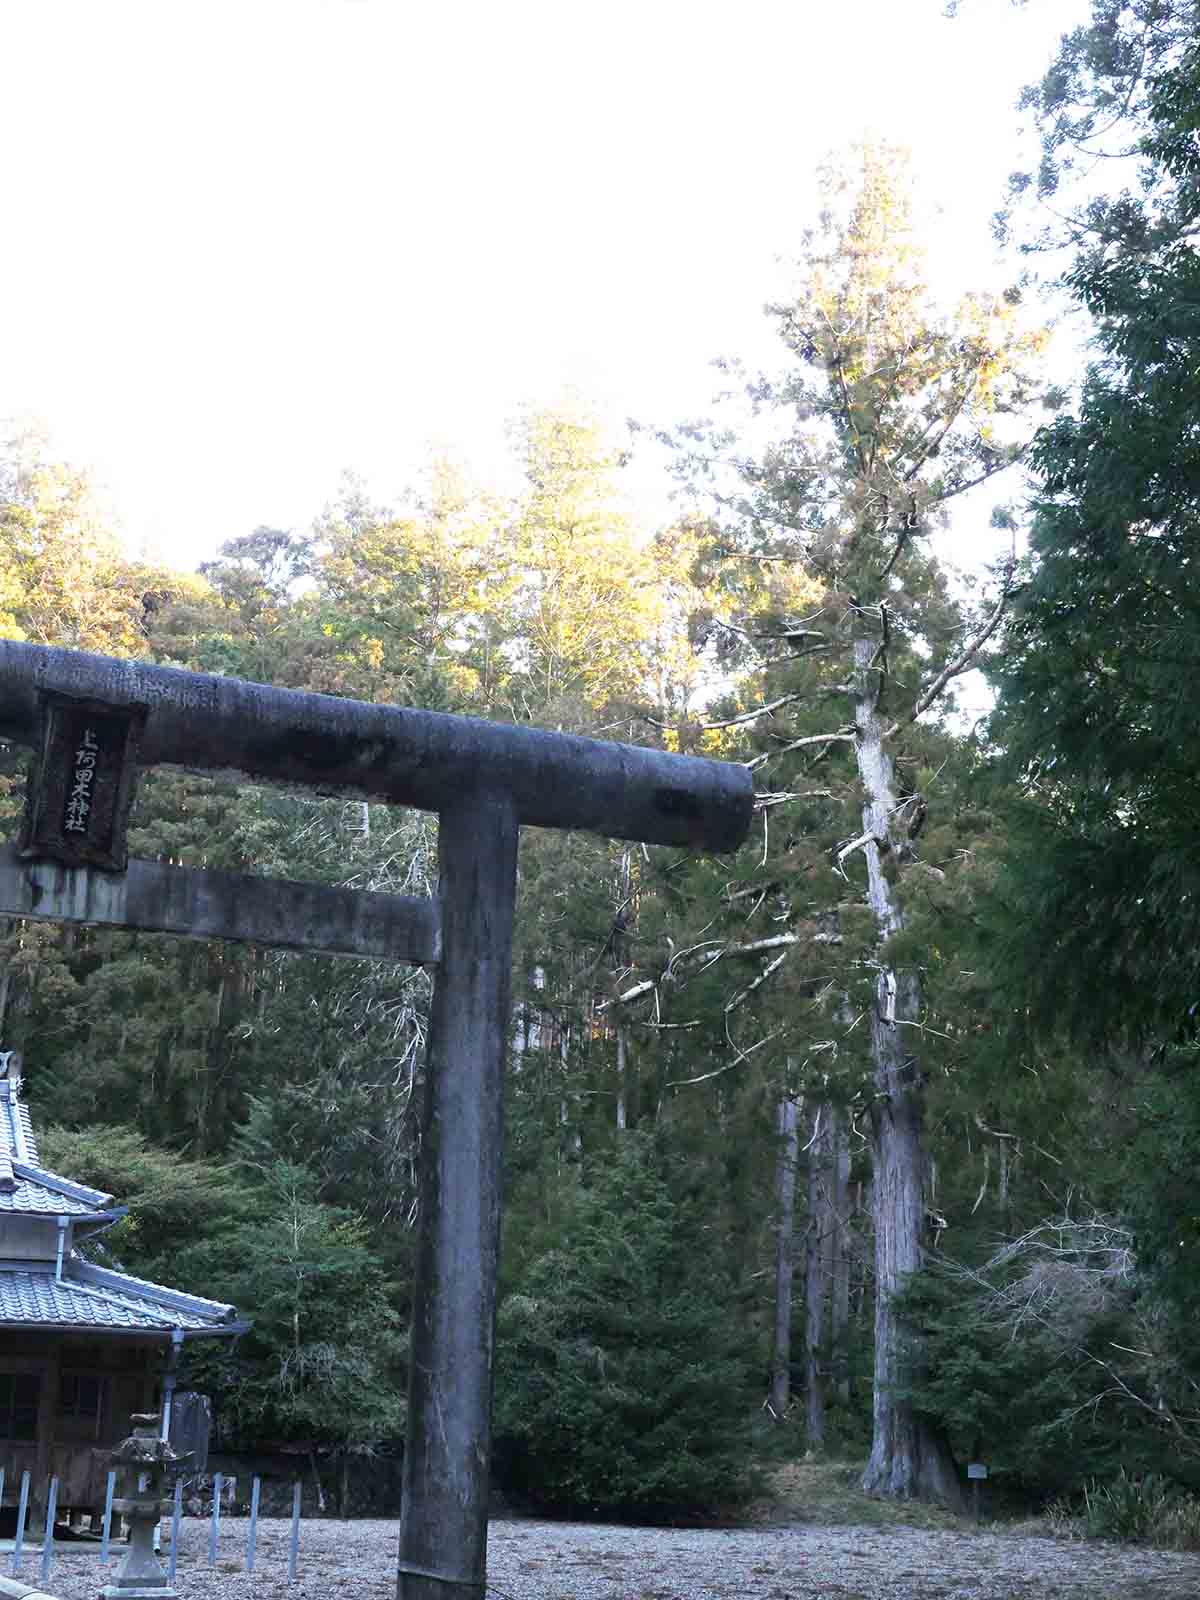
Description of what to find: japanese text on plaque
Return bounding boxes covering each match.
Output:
[63,727,100,835]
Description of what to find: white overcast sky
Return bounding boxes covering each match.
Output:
[0,0,1090,572]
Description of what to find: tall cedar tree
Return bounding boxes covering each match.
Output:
[637,141,1048,1500]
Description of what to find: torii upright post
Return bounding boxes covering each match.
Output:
[0,642,754,1600]
[400,792,519,1598]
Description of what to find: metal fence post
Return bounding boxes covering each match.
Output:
[246,1475,261,1572]
[208,1471,222,1565]
[287,1479,301,1582]
[39,1476,57,1587]
[100,1468,116,1565]
[12,1469,29,1574]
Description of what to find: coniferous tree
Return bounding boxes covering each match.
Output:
[978,3,1200,1474]
[618,140,1049,1500]
[991,0,1200,1042]
[493,1136,759,1522]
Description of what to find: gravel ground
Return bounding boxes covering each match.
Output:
[17,1515,1200,1600]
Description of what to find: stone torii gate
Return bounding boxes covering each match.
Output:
[0,640,753,1600]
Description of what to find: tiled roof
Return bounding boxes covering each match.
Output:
[0,1080,38,1166]
[0,1261,242,1334]
[0,1178,98,1216]
[0,1065,246,1338]
[71,1261,238,1324]
[0,1270,160,1329]
[0,1164,116,1217]
[19,1164,111,1205]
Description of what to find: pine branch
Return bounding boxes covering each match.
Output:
[929,449,1030,508]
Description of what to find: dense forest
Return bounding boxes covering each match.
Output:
[3,0,1200,1541]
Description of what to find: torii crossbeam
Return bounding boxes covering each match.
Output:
[0,641,753,1599]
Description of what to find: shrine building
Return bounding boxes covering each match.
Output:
[0,1053,245,1525]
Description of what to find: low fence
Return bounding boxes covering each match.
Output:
[2,1467,308,1585]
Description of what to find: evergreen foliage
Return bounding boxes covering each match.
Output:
[180,1161,406,1452]
[36,1123,256,1285]
[895,1244,1132,1497]
[991,0,1200,1040]
[1119,1048,1200,1387]
[492,1138,760,1522]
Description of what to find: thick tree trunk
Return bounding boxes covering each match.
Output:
[830,1105,852,1406]
[769,1094,799,1419]
[804,1102,832,1450]
[852,637,962,1506]
[862,1057,961,1501]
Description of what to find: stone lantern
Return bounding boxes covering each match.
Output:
[99,1413,189,1600]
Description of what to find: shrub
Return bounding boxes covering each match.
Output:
[1083,1470,1173,1543]
[1042,1495,1085,1541]
[1045,1472,1200,1549]
[1152,1493,1200,1550]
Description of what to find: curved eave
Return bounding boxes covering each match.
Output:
[71,1260,237,1322]
[0,1319,248,1338]
[72,1210,128,1235]
[0,1208,126,1226]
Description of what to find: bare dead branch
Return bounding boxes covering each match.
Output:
[604,975,658,1008]
[664,1025,783,1087]
[600,931,800,1012]
[723,950,790,1014]
[760,628,831,646]
[703,692,807,731]
[725,880,778,903]
[754,789,835,810]
[974,1112,1019,1140]
[745,729,856,770]
[835,829,876,877]
[728,933,801,955]
[887,562,1016,735]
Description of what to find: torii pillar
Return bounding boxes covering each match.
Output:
[0,642,753,1599]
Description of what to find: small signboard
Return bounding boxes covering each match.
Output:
[967,1462,988,1480]
[18,692,147,872]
